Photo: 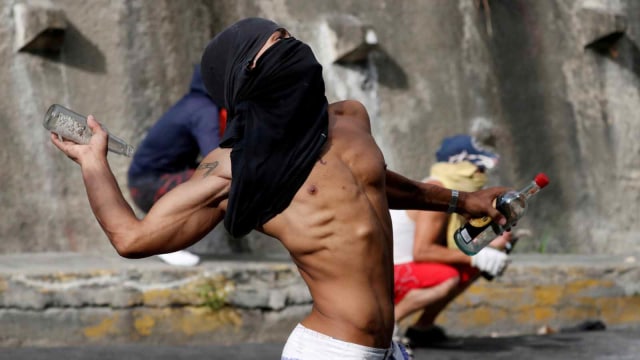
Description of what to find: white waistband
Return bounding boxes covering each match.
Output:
[281,324,407,360]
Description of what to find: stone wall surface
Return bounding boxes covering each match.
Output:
[0,253,312,346]
[0,253,638,346]
[0,0,639,256]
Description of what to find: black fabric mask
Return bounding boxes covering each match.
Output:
[201,18,328,237]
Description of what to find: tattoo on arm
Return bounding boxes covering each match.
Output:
[198,161,219,177]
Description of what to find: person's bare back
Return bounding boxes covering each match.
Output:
[263,100,395,348]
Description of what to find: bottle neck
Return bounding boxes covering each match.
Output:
[519,181,541,200]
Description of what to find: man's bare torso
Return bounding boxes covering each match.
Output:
[263,100,394,348]
[205,100,394,348]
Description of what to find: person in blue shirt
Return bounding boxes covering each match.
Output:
[127,64,223,266]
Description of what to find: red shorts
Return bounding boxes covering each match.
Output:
[393,262,479,304]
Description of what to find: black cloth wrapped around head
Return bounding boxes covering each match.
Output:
[201,18,329,237]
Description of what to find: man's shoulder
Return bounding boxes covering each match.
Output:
[329,100,371,133]
[330,100,368,116]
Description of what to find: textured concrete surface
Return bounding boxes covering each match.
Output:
[1,252,639,348]
[0,252,310,347]
[1,0,640,257]
[436,253,640,336]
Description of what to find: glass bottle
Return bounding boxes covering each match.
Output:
[43,104,135,157]
[454,173,549,255]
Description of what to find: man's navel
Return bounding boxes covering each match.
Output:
[308,184,318,195]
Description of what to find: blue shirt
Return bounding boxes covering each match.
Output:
[128,66,220,180]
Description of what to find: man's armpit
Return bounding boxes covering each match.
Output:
[197,161,219,177]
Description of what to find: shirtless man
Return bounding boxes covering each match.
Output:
[50,18,507,359]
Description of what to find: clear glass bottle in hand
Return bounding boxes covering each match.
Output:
[43,104,135,157]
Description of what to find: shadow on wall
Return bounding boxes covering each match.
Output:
[331,46,408,90]
[371,47,409,90]
[609,35,640,78]
[35,21,106,74]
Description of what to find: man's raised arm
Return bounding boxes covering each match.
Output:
[385,169,508,225]
[51,115,228,258]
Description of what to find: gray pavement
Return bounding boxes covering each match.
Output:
[1,327,638,360]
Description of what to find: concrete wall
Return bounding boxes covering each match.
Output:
[1,0,639,255]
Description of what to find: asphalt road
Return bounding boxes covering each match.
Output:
[1,327,638,360]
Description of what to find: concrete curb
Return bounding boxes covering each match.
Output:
[1,253,639,346]
[439,253,640,336]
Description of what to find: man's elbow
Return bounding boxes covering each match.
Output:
[111,233,148,259]
[115,247,146,259]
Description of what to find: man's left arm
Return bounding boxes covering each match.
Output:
[385,169,508,225]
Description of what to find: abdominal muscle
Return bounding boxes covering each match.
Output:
[263,142,395,348]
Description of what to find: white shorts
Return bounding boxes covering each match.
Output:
[281,324,411,360]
